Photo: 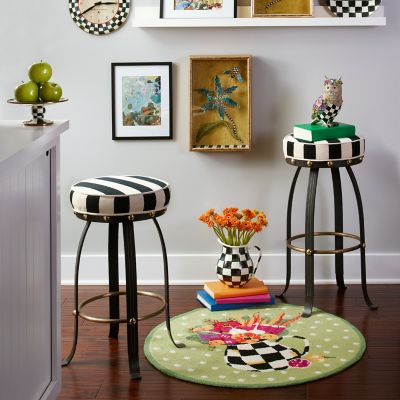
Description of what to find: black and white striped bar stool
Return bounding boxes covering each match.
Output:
[279,134,377,317]
[62,175,184,379]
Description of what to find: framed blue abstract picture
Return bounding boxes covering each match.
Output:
[160,0,237,19]
[112,62,172,140]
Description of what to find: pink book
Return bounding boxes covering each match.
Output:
[215,293,272,305]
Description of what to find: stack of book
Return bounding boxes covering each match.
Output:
[293,122,356,142]
[197,277,275,311]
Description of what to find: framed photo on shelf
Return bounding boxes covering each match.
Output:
[252,0,313,17]
[161,0,237,19]
[189,55,252,152]
[111,62,172,140]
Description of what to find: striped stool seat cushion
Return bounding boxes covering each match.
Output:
[70,176,170,216]
[283,134,365,162]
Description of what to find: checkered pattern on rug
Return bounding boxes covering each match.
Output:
[225,336,310,372]
[68,0,130,35]
[326,0,381,17]
[216,245,254,288]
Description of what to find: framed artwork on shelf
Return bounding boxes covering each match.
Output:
[161,0,237,19]
[189,55,252,152]
[111,62,172,140]
[252,0,313,17]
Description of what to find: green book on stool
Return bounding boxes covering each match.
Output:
[293,123,356,142]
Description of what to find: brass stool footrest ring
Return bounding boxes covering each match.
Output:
[287,231,362,255]
[77,290,167,324]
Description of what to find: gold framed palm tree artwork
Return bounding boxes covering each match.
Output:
[189,55,252,152]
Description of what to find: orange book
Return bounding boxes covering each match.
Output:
[204,277,268,299]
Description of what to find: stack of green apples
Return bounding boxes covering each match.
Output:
[14,61,63,103]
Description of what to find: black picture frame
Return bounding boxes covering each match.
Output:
[111,62,173,140]
[160,0,237,19]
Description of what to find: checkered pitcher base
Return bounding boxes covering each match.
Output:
[225,336,310,372]
[216,242,262,288]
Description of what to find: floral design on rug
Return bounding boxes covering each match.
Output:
[187,312,334,372]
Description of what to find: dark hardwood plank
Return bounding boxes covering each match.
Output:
[59,285,400,400]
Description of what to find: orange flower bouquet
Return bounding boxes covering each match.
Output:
[198,207,268,246]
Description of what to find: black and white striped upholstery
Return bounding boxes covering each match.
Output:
[283,134,365,162]
[70,176,170,216]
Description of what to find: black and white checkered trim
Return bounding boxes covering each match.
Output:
[68,0,130,35]
[193,145,249,150]
[70,175,170,216]
[32,105,45,121]
[314,104,341,126]
[283,134,365,162]
[326,0,381,17]
[216,245,256,288]
[225,336,310,372]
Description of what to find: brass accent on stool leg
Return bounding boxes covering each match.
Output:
[331,168,347,290]
[122,221,141,380]
[278,167,301,298]
[346,166,378,310]
[303,168,319,318]
[153,217,186,349]
[108,223,120,338]
[62,221,91,367]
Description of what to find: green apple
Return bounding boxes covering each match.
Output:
[28,61,52,84]
[39,82,62,102]
[14,81,39,103]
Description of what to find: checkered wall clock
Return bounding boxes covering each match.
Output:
[68,0,131,35]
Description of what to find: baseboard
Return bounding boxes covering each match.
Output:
[61,253,400,285]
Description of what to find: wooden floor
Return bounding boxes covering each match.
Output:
[59,285,400,400]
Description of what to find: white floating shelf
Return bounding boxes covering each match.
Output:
[132,6,386,28]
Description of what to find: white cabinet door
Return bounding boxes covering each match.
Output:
[0,151,52,400]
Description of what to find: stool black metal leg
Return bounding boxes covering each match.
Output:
[331,168,347,290]
[346,166,378,310]
[153,218,185,349]
[278,167,301,298]
[62,221,91,367]
[303,168,319,318]
[108,223,120,339]
[122,221,141,380]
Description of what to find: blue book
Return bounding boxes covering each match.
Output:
[196,290,275,312]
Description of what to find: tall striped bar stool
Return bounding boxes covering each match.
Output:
[62,175,184,379]
[279,134,378,317]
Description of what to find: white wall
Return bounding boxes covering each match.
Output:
[1,1,399,284]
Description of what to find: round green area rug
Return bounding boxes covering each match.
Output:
[144,304,365,388]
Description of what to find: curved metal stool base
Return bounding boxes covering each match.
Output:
[287,232,363,255]
[76,291,167,324]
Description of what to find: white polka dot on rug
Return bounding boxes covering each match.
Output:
[144,306,367,388]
